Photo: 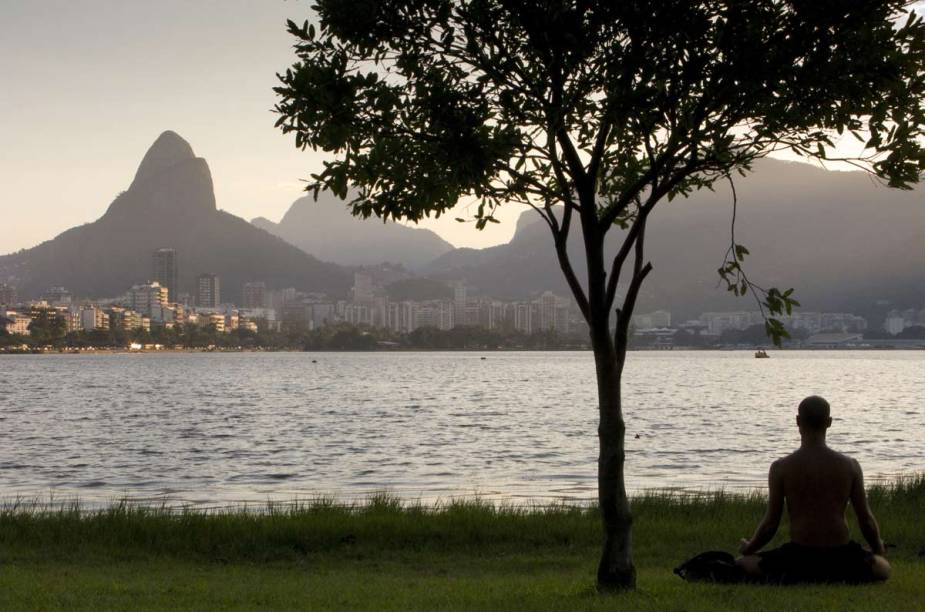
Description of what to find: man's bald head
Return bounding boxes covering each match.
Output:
[798,395,831,431]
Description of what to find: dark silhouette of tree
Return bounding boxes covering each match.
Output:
[274,1,925,590]
[897,325,925,339]
[27,309,67,347]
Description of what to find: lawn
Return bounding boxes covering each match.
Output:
[1,478,922,611]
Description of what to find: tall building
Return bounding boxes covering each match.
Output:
[352,272,373,302]
[243,282,266,309]
[513,302,534,334]
[80,308,110,331]
[152,249,178,302]
[44,287,72,306]
[453,281,469,326]
[129,281,169,316]
[197,273,221,308]
[537,291,559,331]
[0,283,16,306]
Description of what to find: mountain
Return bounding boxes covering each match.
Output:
[251,191,454,269]
[424,158,925,320]
[0,131,351,302]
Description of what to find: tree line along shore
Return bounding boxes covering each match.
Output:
[5,320,925,354]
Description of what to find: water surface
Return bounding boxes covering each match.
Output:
[0,351,922,506]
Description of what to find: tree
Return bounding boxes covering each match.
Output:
[274,0,925,590]
[27,308,67,347]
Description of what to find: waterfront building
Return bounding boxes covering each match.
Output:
[884,312,906,335]
[513,302,534,334]
[632,310,672,329]
[108,307,145,331]
[152,248,178,302]
[281,303,310,328]
[486,301,507,330]
[243,282,266,309]
[352,272,374,302]
[344,303,373,327]
[2,311,31,335]
[197,274,221,309]
[805,332,865,348]
[129,281,169,316]
[239,307,278,330]
[413,300,455,331]
[266,287,297,312]
[699,311,765,335]
[397,301,415,333]
[208,313,225,332]
[146,303,178,325]
[818,313,867,333]
[64,309,81,333]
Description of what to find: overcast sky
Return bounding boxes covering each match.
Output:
[0,0,523,255]
[2,1,915,256]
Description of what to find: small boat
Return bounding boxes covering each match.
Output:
[754,349,770,359]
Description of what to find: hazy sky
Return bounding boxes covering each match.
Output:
[2,1,916,256]
[0,0,521,256]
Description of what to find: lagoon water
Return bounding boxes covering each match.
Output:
[0,351,922,507]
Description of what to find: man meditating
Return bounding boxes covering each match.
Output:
[737,395,891,583]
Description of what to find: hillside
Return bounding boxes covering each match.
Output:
[424,159,925,320]
[0,132,351,302]
[252,191,454,269]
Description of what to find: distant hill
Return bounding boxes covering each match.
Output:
[251,191,454,269]
[424,159,925,320]
[0,131,351,302]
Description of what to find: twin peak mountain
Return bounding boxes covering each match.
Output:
[0,131,449,302]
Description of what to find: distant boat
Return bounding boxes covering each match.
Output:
[754,349,770,358]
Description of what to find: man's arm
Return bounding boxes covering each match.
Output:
[850,460,886,555]
[740,461,784,556]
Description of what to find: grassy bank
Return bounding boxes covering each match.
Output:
[1,477,923,610]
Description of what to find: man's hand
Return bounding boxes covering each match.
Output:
[873,539,887,556]
[739,538,751,555]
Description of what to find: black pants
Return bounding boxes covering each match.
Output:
[758,541,878,584]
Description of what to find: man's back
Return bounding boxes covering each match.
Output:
[735,395,890,583]
[777,446,857,547]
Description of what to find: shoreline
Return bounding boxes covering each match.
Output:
[2,345,925,355]
[3,474,921,513]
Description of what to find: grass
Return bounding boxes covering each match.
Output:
[1,477,923,610]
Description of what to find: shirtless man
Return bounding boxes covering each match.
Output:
[737,395,891,583]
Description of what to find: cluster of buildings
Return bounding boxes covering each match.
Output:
[4,247,925,345]
[631,309,870,339]
[693,310,869,336]
[268,273,577,336]
[883,309,925,335]
[0,250,580,342]
[0,249,257,340]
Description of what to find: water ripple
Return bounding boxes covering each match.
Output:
[0,350,923,506]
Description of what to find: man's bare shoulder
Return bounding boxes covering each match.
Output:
[771,452,799,469]
[772,448,858,473]
[826,448,862,472]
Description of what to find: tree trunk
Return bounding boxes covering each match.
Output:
[593,325,636,591]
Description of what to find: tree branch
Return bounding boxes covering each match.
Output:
[614,215,652,359]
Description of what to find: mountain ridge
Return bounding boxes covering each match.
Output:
[251,191,454,269]
[0,131,351,301]
[423,158,925,321]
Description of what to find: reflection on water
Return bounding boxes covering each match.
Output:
[0,351,922,506]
